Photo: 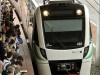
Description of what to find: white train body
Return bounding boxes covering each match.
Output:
[32,3,93,75]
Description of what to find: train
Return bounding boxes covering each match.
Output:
[8,0,94,75]
[32,1,93,75]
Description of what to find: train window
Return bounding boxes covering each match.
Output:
[33,19,39,46]
[43,19,84,49]
[44,19,82,32]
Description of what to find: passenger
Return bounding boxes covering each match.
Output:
[10,35,19,52]
[14,25,23,44]
[9,32,20,53]
[2,34,6,44]
[1,22,6,43]
[5,11,10,21]
[4,21,10,37]
[3,52,13,70]
[16,55,24,62]
[1,22,6,34]
[11,52,19,64]
[12,55,24,64]
[5,61,23,75]
[1,2,9,14]
[0,60,3,75]
[6,39,16,52]
[14,24,21,38]
[12,61,23,75]
[0,27,1,32]
[0,33,3,44]
[2,69,8,75]
[5,31,16,43]
[7,67,14,75]
[9,6,13,13]
[9,22,15,30]
[2,64,13,75]
[0,33,5,61]
[9,32,17,42]
[0,12,4,20]
[9,7,14,22]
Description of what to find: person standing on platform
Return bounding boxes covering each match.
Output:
[0,60,3,75]
[3,51,13,70]
[0,33,5,61]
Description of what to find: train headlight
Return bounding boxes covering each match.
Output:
[43,10,49,16]
[83,46,89,58]
[40,48,47,59]
[76,9,82,15]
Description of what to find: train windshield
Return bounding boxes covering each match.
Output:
[43,19,84,49]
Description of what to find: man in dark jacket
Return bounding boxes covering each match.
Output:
[0,33,5,61]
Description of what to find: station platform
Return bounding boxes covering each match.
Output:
[13,8,34,75]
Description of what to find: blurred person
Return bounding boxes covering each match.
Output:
[0,33,5,61]
[12,55,24,65]
[14,24,21,38]
[7,67,14,75]
[0,12,4,20]
[1,22,6,34]
[9,6,15,22]
[12,61,23,75]
[4,61,23,75]
[2,64,13,75]
[3,51,13,70]
[16,55,23,62]
[9,32,16,42]
[0,60,3,75]
[6,39,16,52]
[9,32,20,53]
[0,22,6,43]
[1,2,8,14]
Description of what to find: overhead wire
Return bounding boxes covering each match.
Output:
[85,0,100,14]
[76,0,100,14]
[94,0,100,6]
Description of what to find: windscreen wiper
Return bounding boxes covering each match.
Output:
[53,37,66,49]
[51,26,66,49]
[46,22,66,49]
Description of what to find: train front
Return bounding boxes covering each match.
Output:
[33,3,93,75]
